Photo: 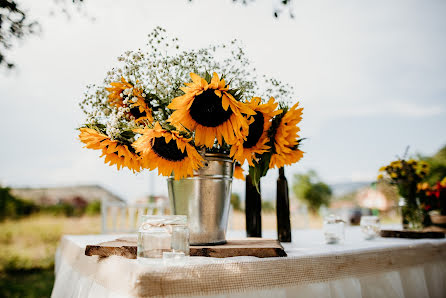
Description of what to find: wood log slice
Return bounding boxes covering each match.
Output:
[380,229,445,239]
[85,237,287,259]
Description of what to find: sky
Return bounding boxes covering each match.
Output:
[1,0,445,201]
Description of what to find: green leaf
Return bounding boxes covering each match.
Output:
[248,152,272,193]
[204,71,212,83]
[260,154,272,177]
[248,166,261,193]
[120,130,136,139]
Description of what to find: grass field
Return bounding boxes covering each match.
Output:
[0,269,55,298]
[0,215,101,297]
[0,215,101,272]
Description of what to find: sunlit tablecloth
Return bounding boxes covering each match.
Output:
[51,228,446,298]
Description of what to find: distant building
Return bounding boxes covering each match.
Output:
[330,199,357,210]
[131,195,170,214]
[356,187,392,211]
[11,185,124,206]
[133,195,169,205]
[330,186,395,212]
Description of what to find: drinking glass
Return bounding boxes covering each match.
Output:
[360,216,380,240]
[137,215,189,261]
[323,214,345,244]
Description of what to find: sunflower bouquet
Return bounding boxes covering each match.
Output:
[78,27,303,185]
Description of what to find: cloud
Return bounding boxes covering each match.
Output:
[338,100,445,118]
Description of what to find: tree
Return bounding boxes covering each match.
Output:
[421,144,446,185]
[230,193,242,211]
[206,0,294,18]
[0,186,37,220]
[85,200,101,215]
[261,200,275,213]
[0,0,38,68]
[292,170,332,214]
[1,0,293,70]
[0,0,84,69]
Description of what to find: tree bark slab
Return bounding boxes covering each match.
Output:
[380,229,445,239]
[85,237,286,259]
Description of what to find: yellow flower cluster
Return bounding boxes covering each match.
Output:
[417,182,430,192]
[377,159,429,182]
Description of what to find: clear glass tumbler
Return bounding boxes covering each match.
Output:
[323,214,345,244]
[360,216,380,240]
[137,215,189,260]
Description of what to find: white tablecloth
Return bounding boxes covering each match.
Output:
[51,228,446,298]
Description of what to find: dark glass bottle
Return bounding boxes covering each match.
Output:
[276,167,291,242]
[245,174,262,237]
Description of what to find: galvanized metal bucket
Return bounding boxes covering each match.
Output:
[167,153,234,245]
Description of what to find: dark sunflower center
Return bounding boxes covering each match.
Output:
[189,89,233,127]
[130,106,146,119]
[152,137,187,162]
[243,112,264,149]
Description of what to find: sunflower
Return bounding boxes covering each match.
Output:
[230,97,282,166]
[269,102,304,169]
[105,77,153,123]
[132,122,204,180]
[234,163,245,181]
[78,127,142,172]
[167,72,255,148]
[130,94,154,124]
[105,77,133,108]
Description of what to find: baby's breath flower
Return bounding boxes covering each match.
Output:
[79,27,294,150]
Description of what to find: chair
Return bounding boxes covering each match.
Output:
[101,198,169,233]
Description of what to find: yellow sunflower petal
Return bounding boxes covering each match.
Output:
[222,94,230,111]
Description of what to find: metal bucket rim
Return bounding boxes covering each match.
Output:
[202,153,233,162]
[168,153,234,181]
[167,176,233,181]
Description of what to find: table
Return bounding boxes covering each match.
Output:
[51,228,446,298]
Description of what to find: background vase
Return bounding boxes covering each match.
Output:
[430,214,446,229]
[245,174,262,237]
[276,167,291,242]
[167,153,233,245]
[399,197,424,230]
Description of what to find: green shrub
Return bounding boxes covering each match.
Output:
[0,269,55,298]
[40,203,75,217]
[293,170,332,214]
[262,200,275,213]
[0,187,37,221]
[231,193,242,211]
[85,200,101,215]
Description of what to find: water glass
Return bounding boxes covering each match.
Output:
[323,214,345,244]
[137,215,189,260]
[360,216,380,240]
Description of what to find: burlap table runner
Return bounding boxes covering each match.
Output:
[57,235,446,297]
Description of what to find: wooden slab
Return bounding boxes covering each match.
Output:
[84,237,137,259]
[85,237,286,259]
[192,238,287,258]
[380,229,445,239]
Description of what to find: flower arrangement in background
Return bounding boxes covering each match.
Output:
[377,158,429,199]
[418,178,446,215]
[377,157,429,229]
[78,27,304,184]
